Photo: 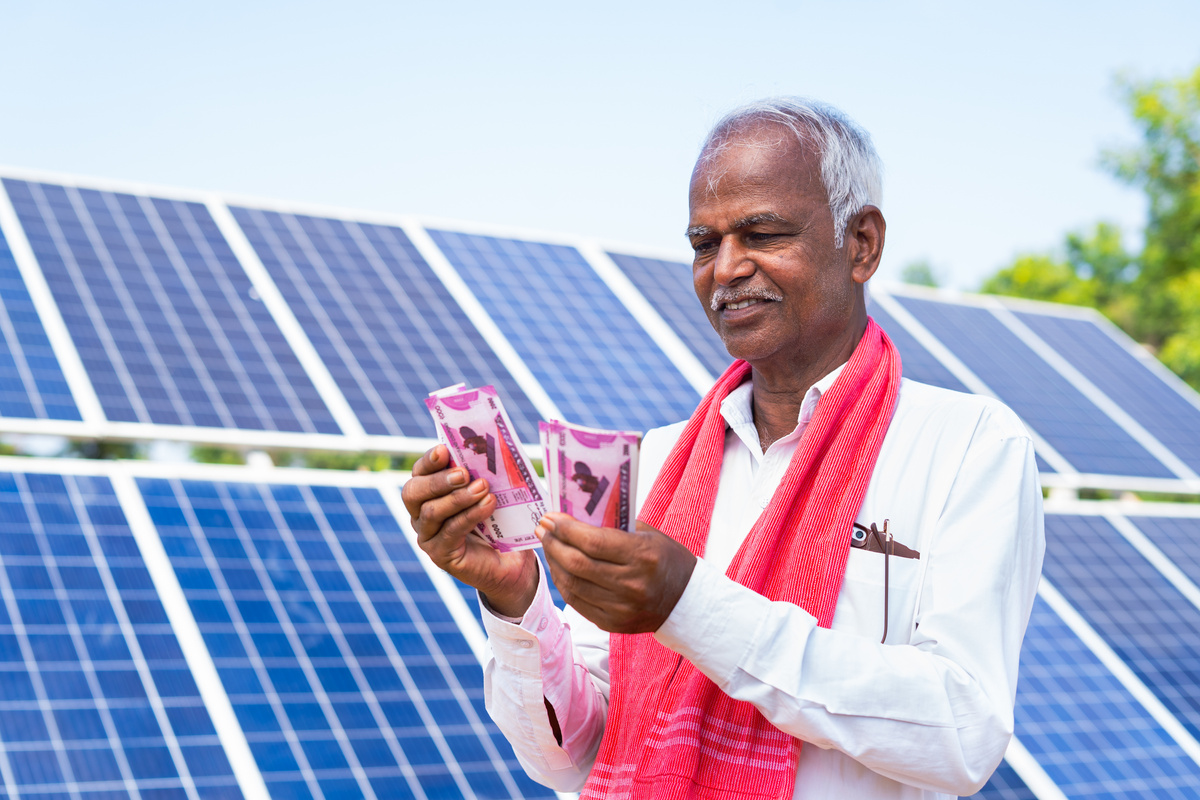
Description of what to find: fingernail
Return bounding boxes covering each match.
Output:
[470,479,488,495]
[534,523,546,540]
[448,469,467,487]
[538,515,556,533]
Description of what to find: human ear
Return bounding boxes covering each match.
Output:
[847,206,886,284]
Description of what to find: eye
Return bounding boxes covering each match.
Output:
[747,232,779,244]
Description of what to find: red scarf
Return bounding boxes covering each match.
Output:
[582,318,901,800]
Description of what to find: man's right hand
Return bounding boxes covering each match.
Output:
[400,444,539,618]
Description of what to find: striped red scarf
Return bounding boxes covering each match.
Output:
[582,318,901,800]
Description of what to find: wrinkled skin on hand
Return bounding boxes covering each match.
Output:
[400,445,538,618]
[536,513,697,634]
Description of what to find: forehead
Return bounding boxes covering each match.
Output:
[689,122,825,213]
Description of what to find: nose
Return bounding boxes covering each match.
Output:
[712,237,756,286]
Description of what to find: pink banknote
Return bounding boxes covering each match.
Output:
[425,384,547,552]
[539,420,641,532]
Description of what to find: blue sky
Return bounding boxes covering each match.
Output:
[4,1,1199,288]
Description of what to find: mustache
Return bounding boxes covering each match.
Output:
[709,286,783,311]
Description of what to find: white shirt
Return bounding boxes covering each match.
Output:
[481,375,1045,799]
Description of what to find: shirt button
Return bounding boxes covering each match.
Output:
[519,640,534,649]
[537,617,548,632]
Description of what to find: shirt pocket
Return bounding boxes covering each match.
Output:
[832,547,925,644]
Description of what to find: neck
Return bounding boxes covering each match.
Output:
[749,312,867,452]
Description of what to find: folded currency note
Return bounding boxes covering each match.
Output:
[540,420,641,532]
[425,384,547,552]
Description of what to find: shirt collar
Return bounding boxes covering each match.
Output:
[719,363,847,456]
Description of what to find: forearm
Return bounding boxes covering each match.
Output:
[481,561,608,791]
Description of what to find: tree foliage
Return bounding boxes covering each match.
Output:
[982,64,1200,389]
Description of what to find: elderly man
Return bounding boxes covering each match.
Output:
[402,98,1044,799]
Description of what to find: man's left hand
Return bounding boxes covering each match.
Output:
[536,513,697,634]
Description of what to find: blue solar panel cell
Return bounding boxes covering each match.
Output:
[895,296,1172,478]
[1012,595,1200,798]
[0,471,242,800]
[0,224,80,420]
[228,209,544,442]
[966,760,1038,800]
[1042,514,1200,743]
[1,179,338,434]
[605,251,732,378]
[1127,516,1200,594]
[430,230,700,432]
[140,477,554,799]
[1014,310,1200,476]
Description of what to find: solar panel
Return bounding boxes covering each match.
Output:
[2,179,338,434]
[0,225,79,420]
[138,476,551,800]
[228,208,543,442]
[604,251,731,378]
[893,296,1173,478]
[1041,514,1200,742]
[1014,310,1200,476]
[428,230,699,432]
[1013,594,1200,797]
[0,470,242,800]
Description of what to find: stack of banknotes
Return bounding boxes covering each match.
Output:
[425,384,640,551]
[539,420,640,533]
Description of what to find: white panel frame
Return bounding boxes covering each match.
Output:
[1003,736,1068,800]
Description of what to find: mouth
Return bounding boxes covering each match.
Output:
[723,298,767,311]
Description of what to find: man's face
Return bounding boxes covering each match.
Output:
[687,123,859,367]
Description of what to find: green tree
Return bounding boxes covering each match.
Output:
[983,63,1200,390]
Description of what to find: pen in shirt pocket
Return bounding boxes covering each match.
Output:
[851,521,920,643]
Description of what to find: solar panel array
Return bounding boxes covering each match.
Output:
[1,168,1200,799]
[1,459,1199,800]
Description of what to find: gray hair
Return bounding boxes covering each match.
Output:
[699,97,883,248]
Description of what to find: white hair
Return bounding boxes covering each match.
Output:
[699,97,883,248]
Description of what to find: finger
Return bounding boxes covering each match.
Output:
[421,491,496,557]
[541,513,634,563]
[541,525,628,587]
[413,478,491,540]
[402,462,472,516]
[411,445,450,477]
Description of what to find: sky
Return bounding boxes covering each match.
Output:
[3,1,1199,289]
